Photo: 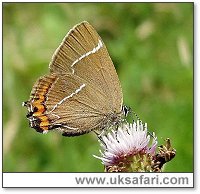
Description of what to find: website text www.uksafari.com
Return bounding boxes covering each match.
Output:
[74,173,192,187]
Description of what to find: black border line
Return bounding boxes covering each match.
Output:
[2,1,195,189]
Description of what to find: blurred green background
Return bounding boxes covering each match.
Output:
[3,3,193,172]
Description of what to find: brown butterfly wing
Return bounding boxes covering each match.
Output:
[45,74,111,134]
[24,21,123,136]
[24,73,112,135]
[49,21,123,114]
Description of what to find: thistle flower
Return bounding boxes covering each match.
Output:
[93,120,158,172]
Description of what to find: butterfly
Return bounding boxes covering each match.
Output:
[23,21,125,137]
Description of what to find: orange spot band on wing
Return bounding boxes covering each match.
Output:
[27,75,57,132]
